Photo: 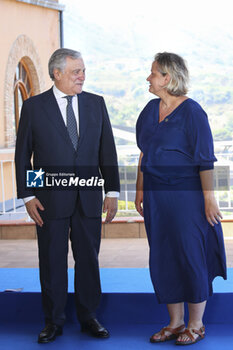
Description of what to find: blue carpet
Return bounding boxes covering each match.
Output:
[0,324,233,350]
[0,268,233,349]
[0,267,232,293]
[0,268,233,324]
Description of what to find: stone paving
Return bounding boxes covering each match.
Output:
[0,238,232,268]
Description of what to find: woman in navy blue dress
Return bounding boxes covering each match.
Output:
[135,52,226,345]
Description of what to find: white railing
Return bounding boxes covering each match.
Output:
[1,156,233,219]
[0,160,28,220]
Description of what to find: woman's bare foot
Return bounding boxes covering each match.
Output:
[150,324,185,343]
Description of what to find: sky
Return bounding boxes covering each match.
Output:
[62,0,233,67]
[62,0,233,30]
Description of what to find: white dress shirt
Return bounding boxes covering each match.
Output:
[23,85,119,204]
[53,84,80,132]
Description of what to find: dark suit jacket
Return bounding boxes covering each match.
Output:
[15,88,120,219]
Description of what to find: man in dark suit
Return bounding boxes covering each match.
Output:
[15,48,120,343]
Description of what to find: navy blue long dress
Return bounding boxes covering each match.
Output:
[136,98,227,304]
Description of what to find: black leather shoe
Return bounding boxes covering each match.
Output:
[81,318,109,338]
[38,324,63,343]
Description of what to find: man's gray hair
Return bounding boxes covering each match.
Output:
[154,52,189,96]
[48,48,82,80]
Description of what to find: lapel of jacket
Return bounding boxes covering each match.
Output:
[78,92,90,148]
[41,88,75,151]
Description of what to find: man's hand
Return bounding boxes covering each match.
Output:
[25,198,44,227]
[103,197,118,223]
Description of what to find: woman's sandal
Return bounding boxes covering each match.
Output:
[175,326,205,345]
[150,324,185,343]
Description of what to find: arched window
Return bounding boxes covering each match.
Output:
[13,60,34,132]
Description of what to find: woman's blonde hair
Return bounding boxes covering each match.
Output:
[154,52,189,96]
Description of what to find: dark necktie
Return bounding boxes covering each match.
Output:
[64,95,78,150]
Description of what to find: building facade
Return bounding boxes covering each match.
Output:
[0,0,64,206]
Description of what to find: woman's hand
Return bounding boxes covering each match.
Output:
[135,190,144,217]
[199,169,222,226]
[135,152,144,217]
[204,193,222,226]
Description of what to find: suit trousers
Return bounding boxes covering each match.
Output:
[36,196,102,326]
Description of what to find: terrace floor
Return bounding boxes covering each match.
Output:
[0,238,233,268]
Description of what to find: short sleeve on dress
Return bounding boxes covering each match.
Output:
[136,114,142,151]
[136,99,157,152]
[187,103,217,171]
